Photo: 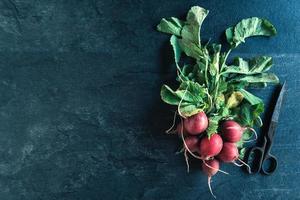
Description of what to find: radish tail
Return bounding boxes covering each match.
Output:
[243,127,258,143]
[167,129,177,134]
[232,161,243,167]
[184,149,190,173]
[208,176,216,199]
[203,160,229,175]
[237,158,251,173]
[165,110,178,134]
[175,146,184,155]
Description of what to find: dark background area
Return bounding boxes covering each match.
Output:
[0,0,299,199]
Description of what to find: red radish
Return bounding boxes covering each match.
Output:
[202,159,219,199]
[218,142,251,171]
[199,134,223,159]
[184,136,199,152]
[221,120,243,142]
[184,112,208,135]
[221,120,257,143]
[217,142,239,163]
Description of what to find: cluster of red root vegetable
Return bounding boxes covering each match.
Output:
[167,111,257,198]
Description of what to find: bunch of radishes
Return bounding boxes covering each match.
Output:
[175,111,253,198]
[156,5,279,198]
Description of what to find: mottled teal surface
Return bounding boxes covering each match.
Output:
[0,0,298,199]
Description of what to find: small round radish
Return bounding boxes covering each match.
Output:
[218,142,251,171]
[184,136,199,152]
[221,120,257,143]
[184,112,208,135]
[199,134,223,159]
[221,120,244,142]
[202,159,219,177]
[217,142,238,163]
[202,159,219,199]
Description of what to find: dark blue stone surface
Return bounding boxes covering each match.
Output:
[0,0,299,199]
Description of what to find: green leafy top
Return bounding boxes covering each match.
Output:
[226,17,277,48]
[157,6,278,139]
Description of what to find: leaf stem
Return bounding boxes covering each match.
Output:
[176,64,186,82]
[213,76,220,103]
[177,86,189,118]
[204,57,209,88]
[220,49,232,72]
[212,48,232,105]
[206,89,213,113]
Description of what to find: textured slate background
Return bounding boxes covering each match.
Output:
[0,0,299,199]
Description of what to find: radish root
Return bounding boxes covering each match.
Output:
[233,161,243,167]
[237,158,251,173]
[184,149,190,173]
[243,127,258,143]
[165,110,178,134]
[175,146,184,155]
[203,160,229,175]
[208,176,216,199]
